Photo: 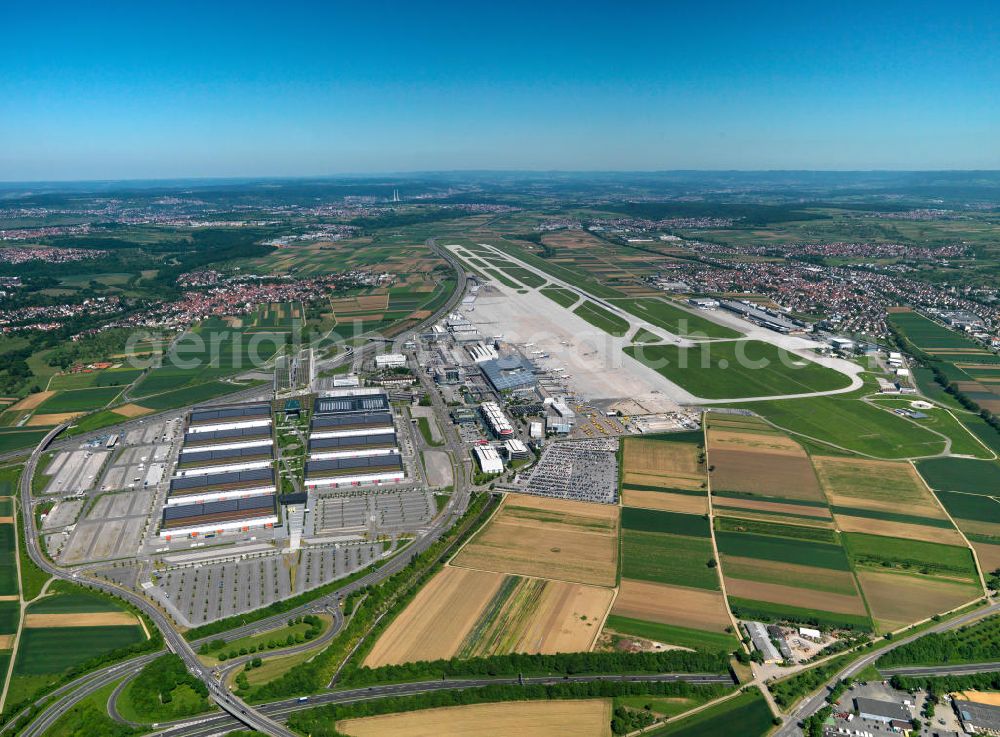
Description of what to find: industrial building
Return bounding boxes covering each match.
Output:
[480,401,514,437]
[957,699,1000,734]
[480,355,536,392]
[161,401,278,539]
[473,444,504,475]
[743,621,781,663]
[166,467,277,506]
[305,454,405,489]
[504,438,529,459]
[375,353,407,369]
[467,343,499,363]
[159,494,277,540]
[719,300,801,334]
[305,388,405,489]
[854,698,911,725]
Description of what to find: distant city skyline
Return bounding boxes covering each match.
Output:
[2,0,998,181]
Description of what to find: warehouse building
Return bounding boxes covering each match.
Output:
[474,444,504,475]
[310,412,395,439]
[504,438,529,459]
[186,402,272,434]
[159,494,277,540]
[174,444,274,476]
[167,467,276,506]
[743,621,781,664]
[375,353,407,369]
[854,697,911,725]
[480,401,514,438]
[308,432,399,460]
[182,424,273,451]
[314,389,390,415]
[957,699,1000,734]
[305,454,404,489]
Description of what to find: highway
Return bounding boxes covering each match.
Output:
[773,599,1000,737]
[11,239,477,736]
[147,672,737,737]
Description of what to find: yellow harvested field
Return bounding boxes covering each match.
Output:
[812,456,945,518]
[338,699,612,737]
[27,412,83,426]
[953,691,1000,706]
[712,495,831,519]
[720,556,860,597]
[452,495,618,587]
[856,570,982,631]
[622,471,704,490]
[113,403,153,418]
[972,542,1000,573]
[0,517,12,524]
[622,437,701,476]
[833,514,964,545]
[622,489,707,515]
[708,428,804,456]
[0,635,12,649]
[8,391,55,411]
[330,293,389,313]
[724,578,868,616]
[24,612,138,628]
[363,566,504,667]
[710,449,824,501]
[612,579,731,632]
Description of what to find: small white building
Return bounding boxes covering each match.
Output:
[529,421,544,439]
[473,444,504,475]
[375,353,407,370]
[798,627,822,640]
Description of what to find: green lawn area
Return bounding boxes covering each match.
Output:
[612,298,740,339]
[29,584,121,613]
[48,368,144,391]
[35,387,123,413]
[746,394,947,458]
[415,416,443,447]
[868,399,992,458]
[625,340,852,399]
[620,530,719,589]
[573,300,630,337]
[539,286,579,308]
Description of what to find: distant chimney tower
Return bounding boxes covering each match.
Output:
[392,189,400,202]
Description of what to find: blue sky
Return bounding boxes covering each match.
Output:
[2,1,998,180]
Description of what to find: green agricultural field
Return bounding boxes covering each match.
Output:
[843,533,978,580]
[0,601,19,633]
[604,615,739,653]
[539,285,579,308]
[727,597,872,631]
[35,387,122,414]
[0,430,46,455]
[621,508,711,537]
[573,300,630,337]
[935,491,1000,526]
[714,530,851,571]
[889,311,984,351]
[913,367,966,410]
[29,584,121,614]
[626,340,852,399]
[0,466,20,495]
[48,368,144,391]
[747,394,947,458]
[916,457,1000,493]
[0,524,18,596]
[612,298,740,339]
[620,530,719,590]
[958,415,1000,455]
[134,380,259,411]
[13,626,145,675]
[646,688,774,737]
[714,517,838,543]
[829,505,954,529]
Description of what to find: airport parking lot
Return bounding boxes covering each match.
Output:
[514,438,619,504]
[295,542,381,593]
[315,489,434,534]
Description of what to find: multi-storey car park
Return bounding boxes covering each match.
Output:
[479,400,514,437]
